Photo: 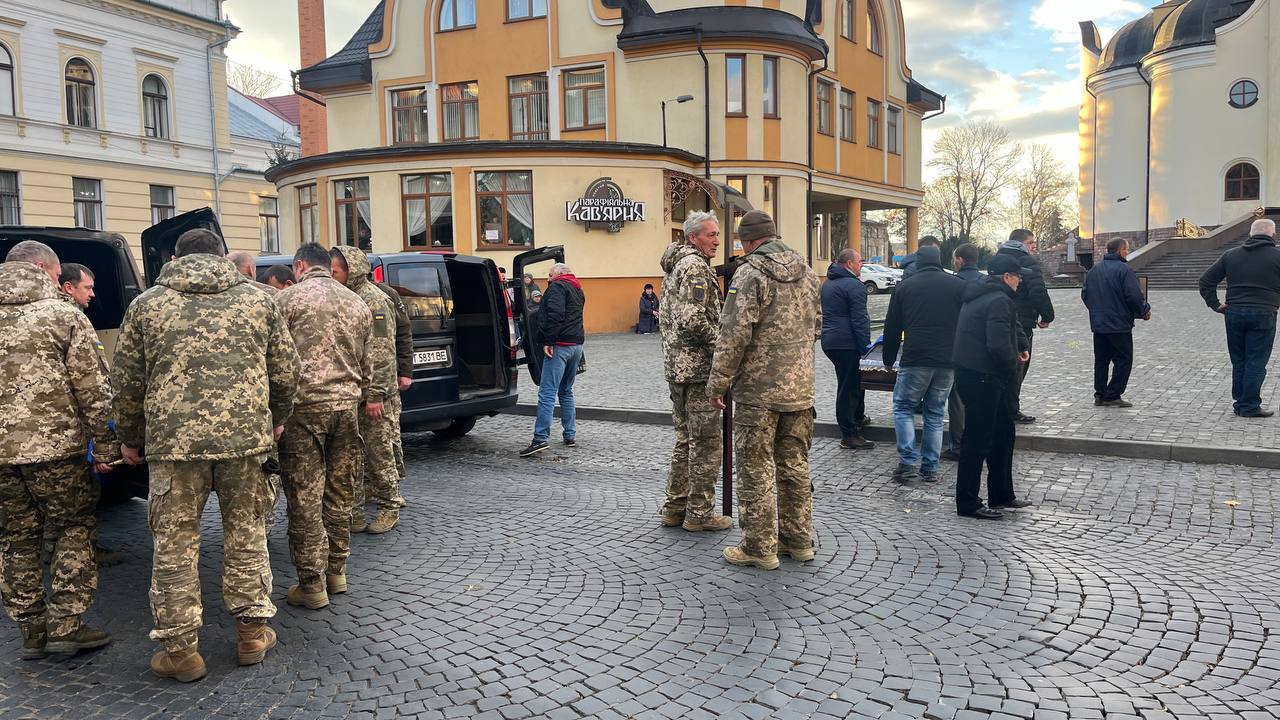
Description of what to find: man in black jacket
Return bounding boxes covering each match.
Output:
[995,229,1054,424]
[882,246,965,481]
[952,255,1031,520]
[820,249,873,449]
[942,243,984,462]
[522,263,586,456]
[1200,218,1280,417]
[1082,238,1151,408]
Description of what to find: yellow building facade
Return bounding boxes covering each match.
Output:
[270,0,942,332]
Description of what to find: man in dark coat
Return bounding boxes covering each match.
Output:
[995,229,1054,423]
[951,254,1032,520]
[898,235,940,279]
[1082,238,1151,408]
[882,246,965,481]
[1200,218,1280,417]
[522,263,586,456]
[942,243,985,462]
[820,249,873,449]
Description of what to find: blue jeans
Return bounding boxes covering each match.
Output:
[892,366,955,472]
[1225,307,1277,414]
[533,344,584,442]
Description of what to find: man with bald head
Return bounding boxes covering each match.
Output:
[228,251,277,295]
[1200,218,1280,417]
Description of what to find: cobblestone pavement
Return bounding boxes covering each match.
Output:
[564,289,1277,449]
[2,415,1278,719]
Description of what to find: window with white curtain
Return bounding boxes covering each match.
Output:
[509,75,548,140]
[0,171,20,224]
[440,0,476,30]
[507,0,547,21]
[298,184,318,244]
[259,196,280,252]
[65,59,96,128]
[391,88,429,144]
[403,174,453,248]
[564,68,606,129]
[442,82,479,141]
[0,44,14,117]
[334,178,371,250]
[73,177,102,229]
[142,74,169,139]
[477,171,533,248]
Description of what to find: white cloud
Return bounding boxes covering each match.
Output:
[1031,0,1146,44]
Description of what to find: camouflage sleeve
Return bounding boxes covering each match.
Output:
[671,260,719,349]
[265,300,300,428]
[367,297,396,403]
[54,312,115,463]
[706,270,762,400]
[111,304,147,451]
[359,307,375,404]
[391,288,413,379]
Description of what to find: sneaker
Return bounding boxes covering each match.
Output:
[367,511,399,534]
[326,573,347,595]
[151,646,208,683]
[920,469,940,483]
[892,463,918,483]
[286,585,329,610]
[682,515,733,532]
[235,620,277,666]
[563,438,577,447]
[520,441,550,457]
[722,546,780,570]
[777,545,816,562]
[45,626,111,655]
[1101,399,1134,408]
[840,435,874,450]
[20,624,45,661]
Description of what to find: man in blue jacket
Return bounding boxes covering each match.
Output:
[1082,238,1151,408]
[820,249,873,449]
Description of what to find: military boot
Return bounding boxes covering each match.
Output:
[151,646,208,683]
[350,508,368,534]
[20,624,46,660]
[286,585,329,610]
[682,515,734,532]
[236,620,277,666]
[45,626,111,655]
[659,510,684,528]
[366,511,399,534]
[777,544,816,562]
[326,573,347,595]
[722,546,780,570]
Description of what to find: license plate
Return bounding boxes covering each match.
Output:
[413,349,449,366]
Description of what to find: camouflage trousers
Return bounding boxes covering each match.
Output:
[148,455,275,652]
[733,404,815,558]
[0,458,97,637]
[662,382,722,522]
[280,409,362,591]
[354,395,405,514]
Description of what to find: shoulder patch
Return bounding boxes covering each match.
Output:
[373,311,389,337]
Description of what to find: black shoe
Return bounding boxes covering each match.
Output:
[959,506,1003,520]
[519,441,549,457]
[1015,413,1036,424]
[563,438,577,447]
[892,463,918,483]
[1094,395,1104,406]
[840,435,874,450]
[1237,409,1275,418]
[991,499,1033,509]
[920,469,940,483]
[1101,399,1133,408]
[941,449,961,462]
[859,415,872,427]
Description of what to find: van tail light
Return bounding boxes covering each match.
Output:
[374,265,384,283]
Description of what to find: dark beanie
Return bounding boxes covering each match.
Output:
[737,210,777,243]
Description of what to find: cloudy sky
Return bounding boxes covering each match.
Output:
[220,0,1149,172]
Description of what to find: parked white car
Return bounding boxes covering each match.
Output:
[861,264,899,294]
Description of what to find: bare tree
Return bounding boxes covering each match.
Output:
[924,120,1022,242]
[1014,143,1075,246]
[227,62,284,98]
[921,177,961,241]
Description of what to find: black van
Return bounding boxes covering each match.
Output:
[258,245,561,437]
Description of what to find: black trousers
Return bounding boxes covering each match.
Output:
[1010,329,1033,415]
[954,368,1017,515]
[1093,332,1134,401]
[947,387,964,451]
[824,349,865,438]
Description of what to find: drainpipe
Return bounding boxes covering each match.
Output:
[695,26,709,179]
[206,27,233,218]
[806,53,828,266]
[1137,63,1153,247]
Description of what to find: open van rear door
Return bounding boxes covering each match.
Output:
[512,245,565,385]
[140,207,227,286]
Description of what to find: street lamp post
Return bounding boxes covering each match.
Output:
[661,94,695,147]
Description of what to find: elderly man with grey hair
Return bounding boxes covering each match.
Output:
[1200,217,1280,417]
[521,262,587,457]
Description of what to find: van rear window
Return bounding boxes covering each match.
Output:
[389,264,452,333]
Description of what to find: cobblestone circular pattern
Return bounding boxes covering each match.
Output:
[0,416,1278,719]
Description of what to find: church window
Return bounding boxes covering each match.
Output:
[1229,80,1259,109]
[1225,163,1260,201]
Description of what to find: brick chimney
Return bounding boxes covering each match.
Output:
[298,0,328,157]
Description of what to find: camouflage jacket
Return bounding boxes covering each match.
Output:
[275,264,373,412]
[659,242,721,384]
[706,240,822,412]
[0,262,118,465]
[334,246,396,404]
[247,278,278,295]
[112,255,300,461]
[376,282,414,379]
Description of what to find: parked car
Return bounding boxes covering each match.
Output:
[256,245,559,438]
[860,264,900,294]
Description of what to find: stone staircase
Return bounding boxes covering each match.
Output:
[1138,235,1244,289]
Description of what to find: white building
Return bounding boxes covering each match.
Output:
[1078,0,1271,252]
[0,0,293,254]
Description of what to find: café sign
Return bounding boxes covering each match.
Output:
[566,177,646,233]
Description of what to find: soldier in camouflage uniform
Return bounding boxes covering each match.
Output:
[658,211,733,532]
[113,229,300,681]
[229,251,280,296]
[331,246,404,534]
[706,211,822,570]
[378,279,413,487]
[0,240,119,659]
[274,243,373,610]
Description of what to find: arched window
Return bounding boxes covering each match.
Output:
[142,74,169,139]
[64,58,96,128]
[867,2,883,54]
[841,0,855,40]
[1225,162,1260,201]
[0,44,13,116]
[1229,79,1259,109]
[440,0,476,31]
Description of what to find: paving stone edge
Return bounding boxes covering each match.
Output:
[509,403,1280,469]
